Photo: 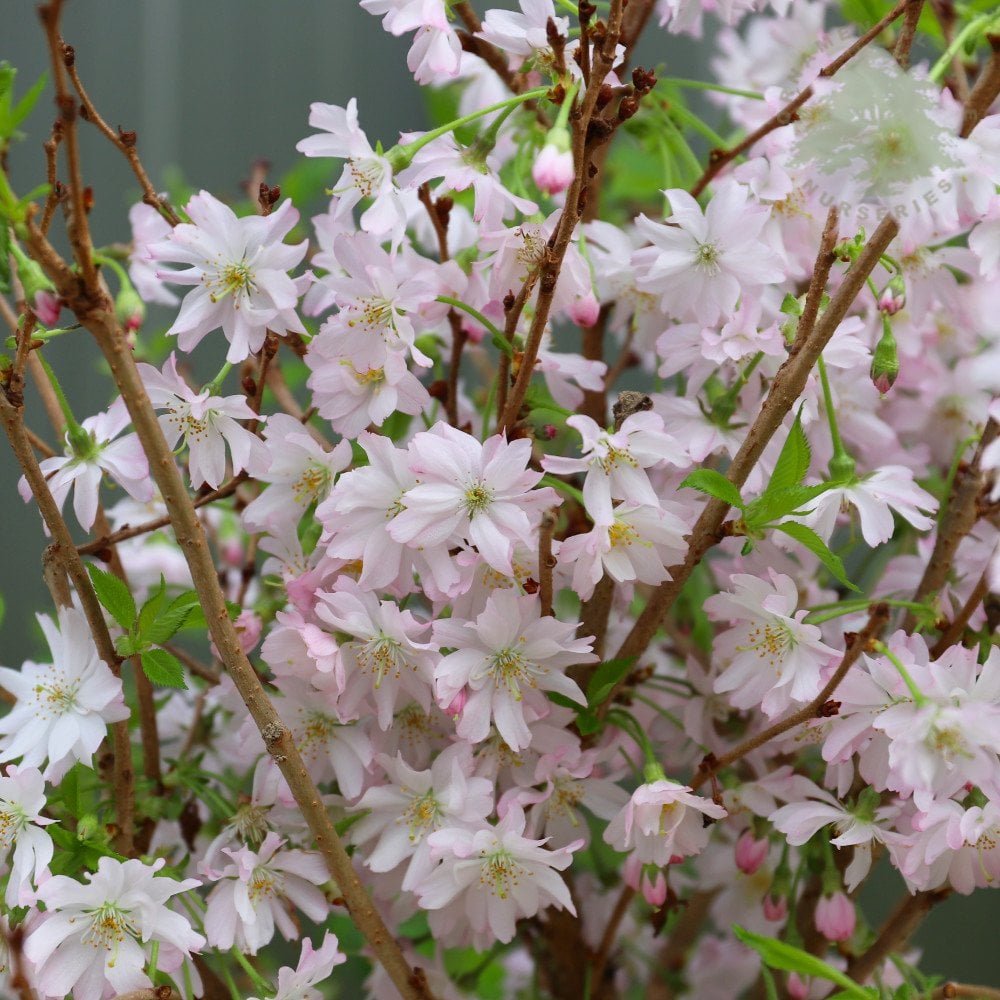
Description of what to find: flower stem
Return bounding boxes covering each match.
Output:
[34,351,87,448]
[203,362,233,396]
[817,355,856,482]
[873,640,928,705]
[661,77,765,100]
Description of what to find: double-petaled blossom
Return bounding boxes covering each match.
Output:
[202,831,329,954]
[433,589,594,751]
[632,184,783,325]
[18,398,152,532]
[350,744,494,890]
[417,805,580,950]
[389,424,560,576]
[315,578,440,729]
[0,607,129,781]
[140,353,268,488]
[150,191,309,362]
[25,857,204,1000]
[705,570,839,719]
[603,779,727,865]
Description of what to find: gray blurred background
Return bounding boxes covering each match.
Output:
[2,1,996,989]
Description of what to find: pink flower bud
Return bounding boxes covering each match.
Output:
[569,290,600,327]
[762,893,787,922]
[787,972,810,999]
[814,890,855,942]
[735,830,769,875]
[211,610,262,659]
[33,290,62,327]
[532,143,574,195]
[641,868,668,907]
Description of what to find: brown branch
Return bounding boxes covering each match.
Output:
[961,34,1000,138]
[590,884,636,990]
[0,391,135,856]
[691,603,889,790]
[538,510,557,617]
[76,474,246,555]
[893,0,925,67]
[904,417,999,631]
[498,1,627,432]
[110,989,179,1000]
[932,984,1000,1000]
[690,0,913,197]
[930,570,991,657]
[608,213,897,690]
[845,889,948,983]
[63,47,180,225]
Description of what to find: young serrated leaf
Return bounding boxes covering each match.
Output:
[140,648,188,689]
[142,604,196,645]
[114,634,147,658]
[679,469,745,510]
[743,483,833,531]
[137,576,167,640]
[733,926,876,999]
[575,709,603,736]
[8,70,48,132]
[772,522,859,592]
[86,564,137,631]
[765,409,811,498]
[587,656,638,708]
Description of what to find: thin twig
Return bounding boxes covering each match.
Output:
[691,603,888,790]
[538,510,557,617]
[932,983,1000,1000]
[591,885,636,990]
[961,34,1000,137]
[893,0,925,67]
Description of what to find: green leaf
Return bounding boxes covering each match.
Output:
[575,709,602,736]
[137,576,167,639]
[140,648,188,689]
[733,926,876,999]
[679,469,745,510]
[743,482,833,530]
[114,634,146,658]
[6,69,48,133]
[142,594,197,645]
[86,564,137,631]
[587,656,637,708]
[772,522,860,592]
[766,409,811,498]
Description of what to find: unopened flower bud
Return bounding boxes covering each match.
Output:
[735,829,769,875]
[878,275,906,315]
[32,289,62,327]
[445,688,468,717]
[640,867,668,907]
[814,890,855,942]
[115,283,146,333]
[10,244,58,322]
[532,126,574,195]
[870,316,900,395]
[569,290,600,327]
[762,893,787,922]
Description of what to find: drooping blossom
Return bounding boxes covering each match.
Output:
[202,831,329,954]
[25,857,204,1000]
[0,607,129,781]
[18,397,152,532]
[603,778,727,865]
[139,353,268,488]
[247,932,346,1000]
[150,191,309,362]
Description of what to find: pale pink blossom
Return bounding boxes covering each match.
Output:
[433,589,594,751]
[632,184,783,325]
[0,607,129,781]
[203,831,329,954]
[128,200,178,306]
[150,191,308,362]
[533,142,574,195]
[140,353,268,488]
[248,932,346,1000]
[18,398,152,531]
[0,765,54,907]
[603,779,727,865]
[25,857,203,1000]
[478,0,568,57]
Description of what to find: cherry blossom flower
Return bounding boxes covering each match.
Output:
[150,191,308,362]
[128,200,178,306]
[0,607,129,781]
[242,414,352,532]
[0,765,54,907]
[706,570,839,719]
[433,589,595,751]
[25,857,203,1000]
[18,397,152,532]
[315,579,440,729]
[139,353,268,488]
[296,99,408,242]
[390,424,560,576]
[203,831,329,954]
[247,932,346,1000]
[603,778,727,865]
[417,805,580,949]
[360,0,461,84]
[542,411,688,524]
[632,184,783,325]
[478,0,569,58]
[350,745,493,890]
